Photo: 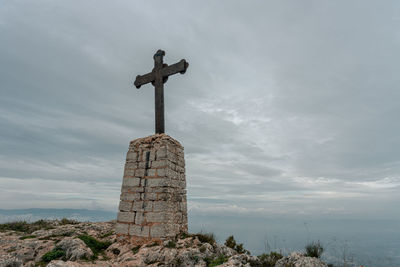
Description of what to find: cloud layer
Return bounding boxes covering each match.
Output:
[1,1,399,219]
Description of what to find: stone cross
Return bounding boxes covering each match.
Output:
[134,50,189,134]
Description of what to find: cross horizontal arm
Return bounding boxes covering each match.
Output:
[161,59,189,78]
[134,72,155,89]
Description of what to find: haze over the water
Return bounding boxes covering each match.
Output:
[1,1,399,266]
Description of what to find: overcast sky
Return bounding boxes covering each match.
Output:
[0,1,399,220]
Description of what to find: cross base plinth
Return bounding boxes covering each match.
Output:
[115,134,188,244]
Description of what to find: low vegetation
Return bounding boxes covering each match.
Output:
[0,220,53,234]
[194,232,216,244]
[77,234,112,259]
[257,251,284,267]
[132,245,141,254]
[41,247,66,262]
[225,235,250,254]
[99,231,114,238]
[305,240,324,258]
[59,218,79,225]
[165,240,176,248]
[205,254,228,267]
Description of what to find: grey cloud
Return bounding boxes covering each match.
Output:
[0,0,399,219]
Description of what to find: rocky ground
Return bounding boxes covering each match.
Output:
[0,220,328,267]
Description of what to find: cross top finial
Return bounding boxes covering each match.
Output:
[153,49,165,60]
[134,50,189,134]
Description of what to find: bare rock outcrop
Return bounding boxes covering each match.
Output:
[57,238,93,261]
[275,252,328,267]
[0,220,329,267]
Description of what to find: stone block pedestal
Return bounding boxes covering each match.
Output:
[115,134,187,244]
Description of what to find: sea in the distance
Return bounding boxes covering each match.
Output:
[0,209,398,267]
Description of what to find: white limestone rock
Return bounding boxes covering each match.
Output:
[57,238,93,261]
[275,252,328,267]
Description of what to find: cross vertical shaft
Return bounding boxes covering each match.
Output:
[154,51,165,134]
[134,50,189,134]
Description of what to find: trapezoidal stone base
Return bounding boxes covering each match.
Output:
[115,134,187,244]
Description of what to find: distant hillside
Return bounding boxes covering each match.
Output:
[0,208,116,223]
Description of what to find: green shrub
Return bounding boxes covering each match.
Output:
[78,234,112,258]
[305,241,324,258]
[225,235,236,249]
[224,235,249,254]
[165,241,176,248]
[59,218,79,225]
[0,220,53,234]
[132,245,141,254]
[205,254,228,267]
[41,247,66,262]
[100,231,114,238]
[195,232,215,244]
[257,251,283,267]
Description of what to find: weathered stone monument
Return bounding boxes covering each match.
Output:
[116,50,189,244]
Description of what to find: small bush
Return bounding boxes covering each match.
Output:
[205,254,228,267]
[78,234,112,258]
[258,252,283,267]
[41,247,66,262]
[165,241,176,248]
[225,235,236,248]
[224,235,249,254]
[100,231,114,238]
[305,240,324,258]
[195,232,215,244]
[132,245,141,254]
[59,218,79,225]
[179,232,191,239]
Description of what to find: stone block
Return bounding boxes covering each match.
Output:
[125,162,137,169]
[135,169,145,177]
[126,152,137,161]
[151,160,167,168]
[123,177,141,187]
[124,186,145,193]
[147,178,167,187]
[179,202,187,212]
[138,161,147,169]
[150,149,156,161]
[146,212,174,223]
[156,147,167,159]
[147,169,156,177]
[132,201,153,212]
[135,212,145,224]
[121,193,141,201]
[156,168,166,177]
[124,169,135,177]
[129,225,149,237]
[150,224,167,238]
[153,201,177,212]
[119,201,132,212]
[167,151,178,163]
[115,223,129,235]
[142,192,157,200]
[117,211,135,223]
[166,169,178,179]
